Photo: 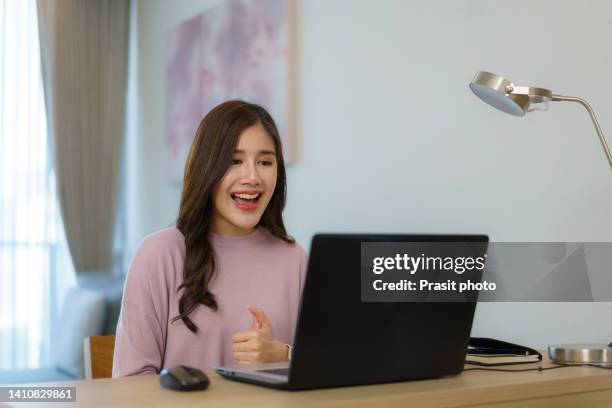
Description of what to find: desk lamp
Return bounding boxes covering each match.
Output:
[469,71,612,366]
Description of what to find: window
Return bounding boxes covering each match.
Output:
[0,0,75,372]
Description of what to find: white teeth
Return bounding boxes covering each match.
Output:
[234,193,260,199]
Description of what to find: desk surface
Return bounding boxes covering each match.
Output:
[3,357,612,408]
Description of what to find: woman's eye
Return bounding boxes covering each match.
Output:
[259,160,273,166]
[232,159,242,165]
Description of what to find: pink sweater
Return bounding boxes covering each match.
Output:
[112,226,307,377]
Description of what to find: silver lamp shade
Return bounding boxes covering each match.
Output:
[469,70,612,168]
[469,71,552,116]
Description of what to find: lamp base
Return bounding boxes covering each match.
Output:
[548,344,612,366]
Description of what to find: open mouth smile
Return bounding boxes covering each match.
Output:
[231,192,262,211]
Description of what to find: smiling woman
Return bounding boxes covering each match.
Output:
[112,100,306,377]
[211,123,279,236]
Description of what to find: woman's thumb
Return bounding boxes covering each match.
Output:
[248,306,271,329]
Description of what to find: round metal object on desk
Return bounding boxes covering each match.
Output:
[548,344,612,366]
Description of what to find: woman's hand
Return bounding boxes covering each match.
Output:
[232,306,289,364]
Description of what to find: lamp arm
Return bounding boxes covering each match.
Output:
[551,94,612,169]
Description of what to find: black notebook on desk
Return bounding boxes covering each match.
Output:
[467,337,542,366]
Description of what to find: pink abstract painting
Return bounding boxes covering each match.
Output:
[166,0,295,182]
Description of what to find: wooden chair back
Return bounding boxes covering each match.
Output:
[83,335,116,379]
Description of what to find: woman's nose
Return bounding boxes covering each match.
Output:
[240,160,261,184]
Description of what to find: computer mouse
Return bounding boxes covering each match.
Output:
[159,365,210,391]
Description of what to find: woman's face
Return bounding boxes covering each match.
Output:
[211,123,278,236]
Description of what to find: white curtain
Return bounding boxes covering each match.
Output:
[0,0,75,371]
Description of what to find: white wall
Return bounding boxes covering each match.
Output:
[130,0,612,348]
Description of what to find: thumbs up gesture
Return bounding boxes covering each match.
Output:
[248,306,270,330]
[232,306,289,364]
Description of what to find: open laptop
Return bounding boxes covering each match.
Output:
[215,233,489,390]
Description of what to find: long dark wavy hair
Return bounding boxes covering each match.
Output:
[173,100,294,333]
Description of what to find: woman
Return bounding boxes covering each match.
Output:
[112,100,306,376]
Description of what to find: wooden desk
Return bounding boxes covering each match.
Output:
[3,357,612,408]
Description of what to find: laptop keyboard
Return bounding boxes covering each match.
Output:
[258,367,289,376]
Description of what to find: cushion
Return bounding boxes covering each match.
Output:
[75,271,124,334]
[52,288,106,378]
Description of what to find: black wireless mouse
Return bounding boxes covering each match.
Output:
[159,365,210,391]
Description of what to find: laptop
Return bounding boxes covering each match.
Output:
[215,233,489,390]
